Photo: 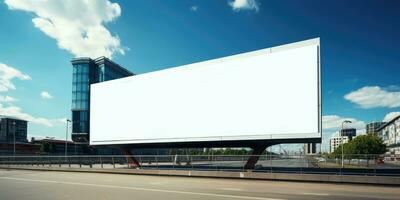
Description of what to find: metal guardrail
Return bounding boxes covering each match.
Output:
[0,154,399,176]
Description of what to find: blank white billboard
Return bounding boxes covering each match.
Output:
[90,38,321,145]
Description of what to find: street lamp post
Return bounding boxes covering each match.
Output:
[65,119,71,159]
[13,121,16,157]
[341,120,352,168]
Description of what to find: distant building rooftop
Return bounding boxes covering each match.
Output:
[0,115,27,122]
[31,138,75,145]
[71,56,134,75]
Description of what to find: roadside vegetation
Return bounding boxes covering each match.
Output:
[316,134,387,168]
[332,133,387,158]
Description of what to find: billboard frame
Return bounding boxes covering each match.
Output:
[90,38,322,147]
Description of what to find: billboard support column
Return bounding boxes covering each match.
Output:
[115,147,140,168]
[244,144,274,170]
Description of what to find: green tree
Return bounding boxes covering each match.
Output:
[40,141,54,154]
[356,134,386,154]
[333,134,386,160]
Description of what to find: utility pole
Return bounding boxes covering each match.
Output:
[65,119,71,159]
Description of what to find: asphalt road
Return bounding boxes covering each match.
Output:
[0,169,399,200]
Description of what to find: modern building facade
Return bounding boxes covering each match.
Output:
[330,136,349,153]
[377,115,400,155]
[71,57,133,143]
[366,122,386,135]
[340,128,356,141]
[0,116,28,144]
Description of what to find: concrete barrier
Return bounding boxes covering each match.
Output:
[1,165,399,185]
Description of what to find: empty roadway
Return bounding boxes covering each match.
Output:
[0,169,399,200]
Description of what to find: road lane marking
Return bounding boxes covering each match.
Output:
[221,188,243,191]
[149,182,166,185]
[0,177,285,200]
[302,192,330,196]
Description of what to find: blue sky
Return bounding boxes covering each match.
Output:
[0,0,399,151]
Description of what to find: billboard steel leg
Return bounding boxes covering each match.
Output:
[244,144,271,170]
[121,149,140,168]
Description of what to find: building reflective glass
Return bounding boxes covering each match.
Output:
[71,57,133,142]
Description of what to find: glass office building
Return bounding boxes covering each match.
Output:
[71,57,133,143]
[340,128,357,141]
[0,116,28,143]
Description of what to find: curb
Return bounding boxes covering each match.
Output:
[1,166,400,186]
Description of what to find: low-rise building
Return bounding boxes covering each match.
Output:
[377,115,400,155]
[0,143,40,155]
[31,138,85,155]
[31,138,122,155]
[330,136,349,153]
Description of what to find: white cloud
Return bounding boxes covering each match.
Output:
[322,115,366,130]
[0,95,17,102]
[52,118,70,125]
[57,118,68,124]
[0,104,52,127]
[190,5,198,11]
[344,86,400,108]
[0,63,31,92]
[383,112,400,122]
[0,62,55,127]
[228,0,259,12]
[40,91,53,99]
[5,0,124,58]
[356,128,366,136]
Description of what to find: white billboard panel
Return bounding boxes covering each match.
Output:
[90,38,321,145]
